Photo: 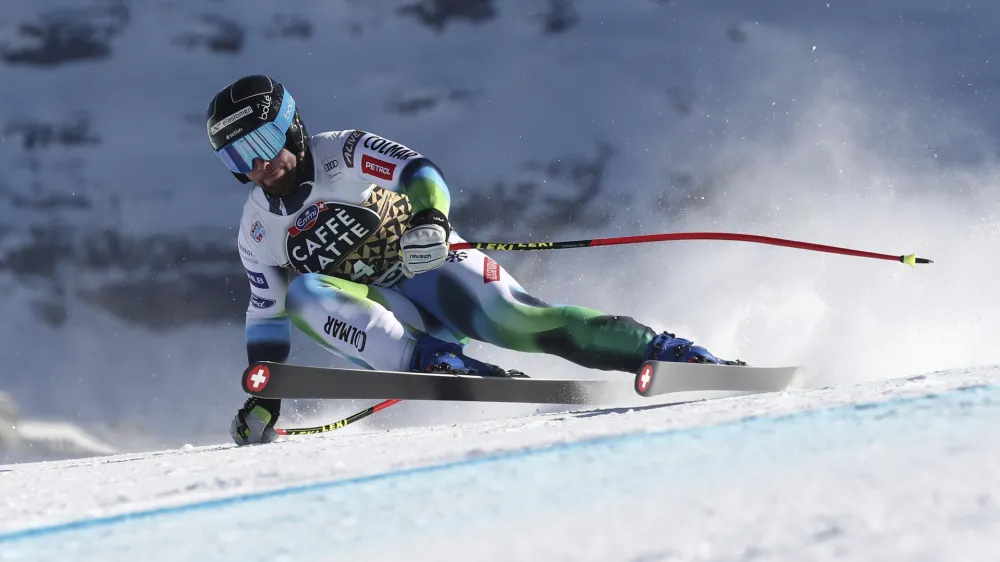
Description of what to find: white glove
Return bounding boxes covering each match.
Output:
[400,209,451,278]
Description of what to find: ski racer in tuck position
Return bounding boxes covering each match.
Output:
[207,75,742,446]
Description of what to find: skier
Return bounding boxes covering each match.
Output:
[206,75,741,446]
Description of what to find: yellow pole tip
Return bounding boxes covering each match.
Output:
[902,253,916,267]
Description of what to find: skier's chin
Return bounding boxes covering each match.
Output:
[258,169,297,196]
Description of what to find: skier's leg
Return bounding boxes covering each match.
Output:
[233,272,479,447]
[284,273,459,371]
[395,246,738,373]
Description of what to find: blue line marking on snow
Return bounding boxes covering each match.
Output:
[0,383,996,546]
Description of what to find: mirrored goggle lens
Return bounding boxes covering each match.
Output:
[216,122,287,174]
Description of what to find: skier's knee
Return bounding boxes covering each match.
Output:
[286,273,335,314]
[287,273,376,316]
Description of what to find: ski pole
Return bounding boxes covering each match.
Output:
[275,398,402,435]
[450,231,933,266]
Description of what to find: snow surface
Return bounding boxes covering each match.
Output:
[1,365,999,560]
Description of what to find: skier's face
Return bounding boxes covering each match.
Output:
[246,148,298,196]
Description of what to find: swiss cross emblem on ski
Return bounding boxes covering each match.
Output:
[246,364,271,391]
[635,363,654,395]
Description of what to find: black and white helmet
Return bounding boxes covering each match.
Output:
[206,74,310,184]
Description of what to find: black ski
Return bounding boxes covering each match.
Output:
[242,362,618,405]
[242,360,799,405]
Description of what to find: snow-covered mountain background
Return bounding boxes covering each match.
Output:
[1,0,998,458]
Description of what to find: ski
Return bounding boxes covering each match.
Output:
[242,362,617,405]
[633,360,798,397]
[243,360,798,405]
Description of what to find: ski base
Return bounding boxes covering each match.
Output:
[243,362,617,404]
[244,360,798,405]
[634,360,798,397]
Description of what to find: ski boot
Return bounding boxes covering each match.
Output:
[410,334,527,377]
[643,332,746,366]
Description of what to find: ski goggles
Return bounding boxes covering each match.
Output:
[215,92,296,174]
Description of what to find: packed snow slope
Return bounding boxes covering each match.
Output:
[1,365,998,561]
[1,0,998,455]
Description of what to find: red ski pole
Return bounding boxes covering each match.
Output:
[275,399,402,435]
[450,231,933,266]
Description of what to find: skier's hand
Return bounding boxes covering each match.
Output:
[229,397,280,446]
[400,208,451,278]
